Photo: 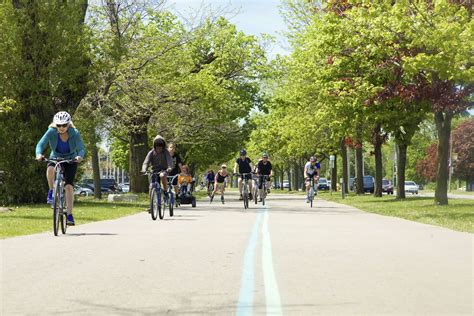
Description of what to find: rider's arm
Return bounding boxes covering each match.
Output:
[233,162,238,174]
[35,128,53,158]
[141,150,152,173]
[303,165,308,178]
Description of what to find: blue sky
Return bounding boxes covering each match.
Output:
[168,0,290,56]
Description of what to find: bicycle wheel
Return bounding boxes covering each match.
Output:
[157,189,164,220]
[310,188,314,208]
[60,187,67,234]
[254,186,258,204]
[52,184,60,236]
[169,191,174,217]
[150,188,158,220]
[208,183,214,197]
[262,184,266,206]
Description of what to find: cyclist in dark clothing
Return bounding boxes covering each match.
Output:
[233,149,254,200]
[255,152,273,199]
[205,169,215,194]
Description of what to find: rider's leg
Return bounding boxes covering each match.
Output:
[65,184,74,214]
[46,166,54,189]
[161,173,168,192]
[238,178,243,196]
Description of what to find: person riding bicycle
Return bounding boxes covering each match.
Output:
[255,152,273,201]
[205,169,215,193]
[167,142,183,195]
[211,164,229,203]
[35,111,85,226]
[178,165,193,198]
[304,156,321,203]
[142,135,173,208]
[234,149,254,200]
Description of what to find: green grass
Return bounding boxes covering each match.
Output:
[319,193,474,233]
[0,195,149,239]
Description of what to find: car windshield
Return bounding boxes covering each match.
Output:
[405,181,415,185]
[363,177,373,184]
[319,178,327,184]
[382,180,389,185]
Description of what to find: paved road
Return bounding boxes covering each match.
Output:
[417,192,474,200]
[1,192,472,315]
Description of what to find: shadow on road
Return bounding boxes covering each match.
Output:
[66,233,118,237]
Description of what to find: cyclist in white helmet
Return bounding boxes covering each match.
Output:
[35,111,85,226]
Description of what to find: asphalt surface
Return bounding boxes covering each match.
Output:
[1,192,472,315]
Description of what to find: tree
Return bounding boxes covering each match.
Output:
[0,1,89,204]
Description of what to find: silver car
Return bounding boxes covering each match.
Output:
[404,181,419,194]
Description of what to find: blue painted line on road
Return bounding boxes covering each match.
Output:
[236,210,264,316]
[262,207,282,315]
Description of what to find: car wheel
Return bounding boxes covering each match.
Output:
[80,191,86,196]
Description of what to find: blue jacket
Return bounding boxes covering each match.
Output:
[35,127,86,159]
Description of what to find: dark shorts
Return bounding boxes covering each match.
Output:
[240,173,252,181]
[48,162,78,186]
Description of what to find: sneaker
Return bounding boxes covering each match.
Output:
[210,194,214,203]
[221,195,224,203]
[66,214,75,226]
[47,189,53,204]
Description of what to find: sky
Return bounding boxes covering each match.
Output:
[168,0,290,56]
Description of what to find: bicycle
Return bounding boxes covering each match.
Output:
[42,158,76,236]
[235,173,252,210]
[166,175,179,217]
[144,171,165,220]
[307,176,319,208]
[207,181,215,198]
[254,175,270,206]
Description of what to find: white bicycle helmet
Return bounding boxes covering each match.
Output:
[53,111,71,125]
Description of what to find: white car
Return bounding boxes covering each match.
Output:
[119,183,130,193]
[282,180,290,188]
[74,185,93,196]
[404,181,419,194]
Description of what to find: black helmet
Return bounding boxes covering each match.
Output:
[240,149,247,156]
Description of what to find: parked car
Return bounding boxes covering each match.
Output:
[382,179,394,194]
[74,185,93,196]
[353,176,375,193]
[318,177,329,191]
[282,180,290,189]
[349,177,355,191]
[327,180,332,188]
[83,177,117,192]
[118,182,130,193]
[404,181,419,194]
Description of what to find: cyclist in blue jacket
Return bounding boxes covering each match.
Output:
[304,156,321,203]
[35,111,85,225]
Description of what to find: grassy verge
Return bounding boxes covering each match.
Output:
[319,192,474,233]
[0,195,149,239]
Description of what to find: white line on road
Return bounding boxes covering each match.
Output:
[262,207,283,315]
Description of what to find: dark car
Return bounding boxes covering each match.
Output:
[353,176,375,193]
[382,179,394,194]
[82,177,117,193]
[318,177,329,191]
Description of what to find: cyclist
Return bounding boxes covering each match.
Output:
[234,149,253,200]
[211,164,229,203]
[35,111,85,226]
[142,135,173,207]
[177,165,193,198]
[167,142,183,195]
[255,152,273,201]
[304,156,321,203]
[205,169,215,195]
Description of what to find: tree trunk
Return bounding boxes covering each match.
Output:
[293,161,300,191]
[355,145,364,195]
[373,124,384,197]
[341,139,349,193]
[129,131,149,193]
[280,168,284,191]
[287,161,292,191]
[91,145,102,199]
[396,143,407,199]
[331,154,338,191]
[434,111,452,205]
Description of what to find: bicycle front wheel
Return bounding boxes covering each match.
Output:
[151,188,158,220]
[60,189,67,234]
[158,189,164,220]
[169,192,174,217]
[53,184,61,236]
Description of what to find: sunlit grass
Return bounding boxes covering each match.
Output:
[320,193,474,233]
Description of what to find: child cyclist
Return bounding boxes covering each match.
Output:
[142,135,173,210]
[210,164,229,204]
